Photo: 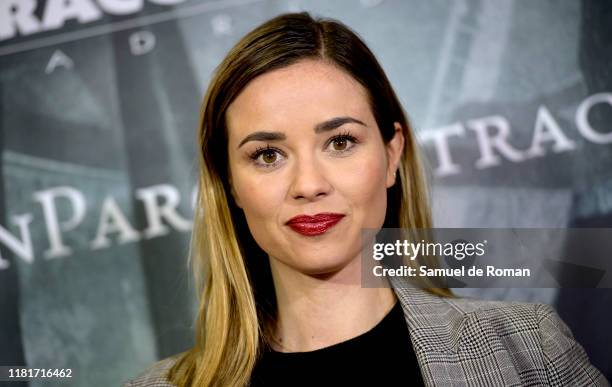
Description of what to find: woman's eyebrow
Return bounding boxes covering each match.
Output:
[237,116,366,149]
[314,116,366,133]
[238,131,285,148]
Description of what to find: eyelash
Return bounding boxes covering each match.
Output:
[248,130,359,169]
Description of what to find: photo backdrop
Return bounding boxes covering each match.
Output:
[1,0,610,385]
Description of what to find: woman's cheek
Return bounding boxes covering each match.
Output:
[339,152,387,198]
[238,175,282,217]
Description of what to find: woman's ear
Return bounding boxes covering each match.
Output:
[386,122,405,188]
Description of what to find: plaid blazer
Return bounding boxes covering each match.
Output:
[123,277,609,386]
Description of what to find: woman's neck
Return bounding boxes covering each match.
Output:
[268,255,397,352]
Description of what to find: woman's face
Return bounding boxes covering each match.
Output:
[226,59,404,276]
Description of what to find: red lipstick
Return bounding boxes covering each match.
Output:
[286,213,345,236]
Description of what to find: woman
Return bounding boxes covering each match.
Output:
[124,12,608,387]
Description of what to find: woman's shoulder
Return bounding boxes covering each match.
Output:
[410,291,609,385]
[397,287,577,347]
[122,353,183,387]
[444,293,571,333]
[402,286,561,324]
[446,293,555,316]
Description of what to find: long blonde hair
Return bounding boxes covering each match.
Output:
[168,11,452,386]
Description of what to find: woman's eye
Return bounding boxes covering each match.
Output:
[249,146,284,168]
[249,133,358,169]
[261,150,278,164]
[328,133,358,153]
[332,138,348,151]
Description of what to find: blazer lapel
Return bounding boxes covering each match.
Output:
[389,276,523,386]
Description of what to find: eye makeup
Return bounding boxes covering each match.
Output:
[247,130,360,169]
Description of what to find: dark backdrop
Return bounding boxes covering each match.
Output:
[0,0,610,385]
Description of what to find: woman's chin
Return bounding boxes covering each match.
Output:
[294,257,360,280]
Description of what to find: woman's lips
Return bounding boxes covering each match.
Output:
[285,213,345,236]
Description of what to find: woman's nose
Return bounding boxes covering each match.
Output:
[288,156,332,201]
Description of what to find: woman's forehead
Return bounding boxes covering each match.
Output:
[225,60,372,137]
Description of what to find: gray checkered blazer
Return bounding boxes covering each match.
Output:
[123,277,609,386]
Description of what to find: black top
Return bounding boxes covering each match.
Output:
[249,300,425,386]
